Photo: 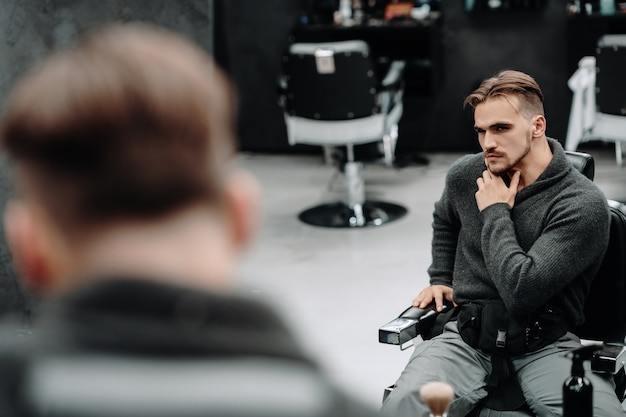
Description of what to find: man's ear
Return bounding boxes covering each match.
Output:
[223,169,261,250]
[3,201,56,293]
[532,115,547,138]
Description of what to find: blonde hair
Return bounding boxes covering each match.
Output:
[464,69,544,119]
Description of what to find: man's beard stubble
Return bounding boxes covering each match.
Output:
[485,134,532,178]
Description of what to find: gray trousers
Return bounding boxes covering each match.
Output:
[380,321,626,417]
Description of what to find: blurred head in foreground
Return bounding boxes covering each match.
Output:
[0,23,260,296]
[0,25,381,417]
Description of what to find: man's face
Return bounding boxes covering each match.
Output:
[473,95,535,177]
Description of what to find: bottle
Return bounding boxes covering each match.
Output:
[563,345,602,417]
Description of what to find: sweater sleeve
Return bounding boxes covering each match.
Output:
[428,196,458,287]
[479,192,610,317]
[427,157,472,288]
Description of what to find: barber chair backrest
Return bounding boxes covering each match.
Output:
[282,40,380,121]
[564,151,626,342]
[564,150,595,181]
[576,199,626,342]
[596,35,626,117]
[24,355,337,417]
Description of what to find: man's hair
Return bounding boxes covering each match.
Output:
[463,70,545,119]
[0,23,237,236]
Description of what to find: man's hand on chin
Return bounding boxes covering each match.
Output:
[475,169,521,211]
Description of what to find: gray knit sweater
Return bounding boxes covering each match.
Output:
[428,138,610,327]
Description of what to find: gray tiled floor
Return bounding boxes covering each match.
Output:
[237,144,626,408]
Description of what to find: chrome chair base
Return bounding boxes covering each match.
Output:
[298,201,407,228]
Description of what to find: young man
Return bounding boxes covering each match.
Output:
[0,23,377,417]
[381,70,625,416]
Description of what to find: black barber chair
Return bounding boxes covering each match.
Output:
[277,40,407,228]
[379,151,626,410]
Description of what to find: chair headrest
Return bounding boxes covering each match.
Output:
[565,151,595,180]
[289,40,369,55]
[598,34,626,48]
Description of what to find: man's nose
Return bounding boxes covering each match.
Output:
[482,131,497,150]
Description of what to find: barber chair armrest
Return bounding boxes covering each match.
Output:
[379,301,452,350]
[588,342,626,375]
[380,60,406,91]
[586,342,626,402]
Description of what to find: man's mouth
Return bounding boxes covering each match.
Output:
[485,153,503,160]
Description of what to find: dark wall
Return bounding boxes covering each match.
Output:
[0,1,213,105]
[0,0,213,319]
[215,0,314,152]
[218,0,571,154]
[404,0,570,152]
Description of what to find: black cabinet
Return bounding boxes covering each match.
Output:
[288,14,444,96]
[567,12,626,74]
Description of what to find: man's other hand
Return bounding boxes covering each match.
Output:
[412,285,455,312]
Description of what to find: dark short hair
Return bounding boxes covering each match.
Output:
[463,70,545,119]
[0,23,237,236]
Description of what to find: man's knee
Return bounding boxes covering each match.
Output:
[590,374,626,416]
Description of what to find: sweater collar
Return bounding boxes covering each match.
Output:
[35,278,316,366]
[517,138,571,198]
